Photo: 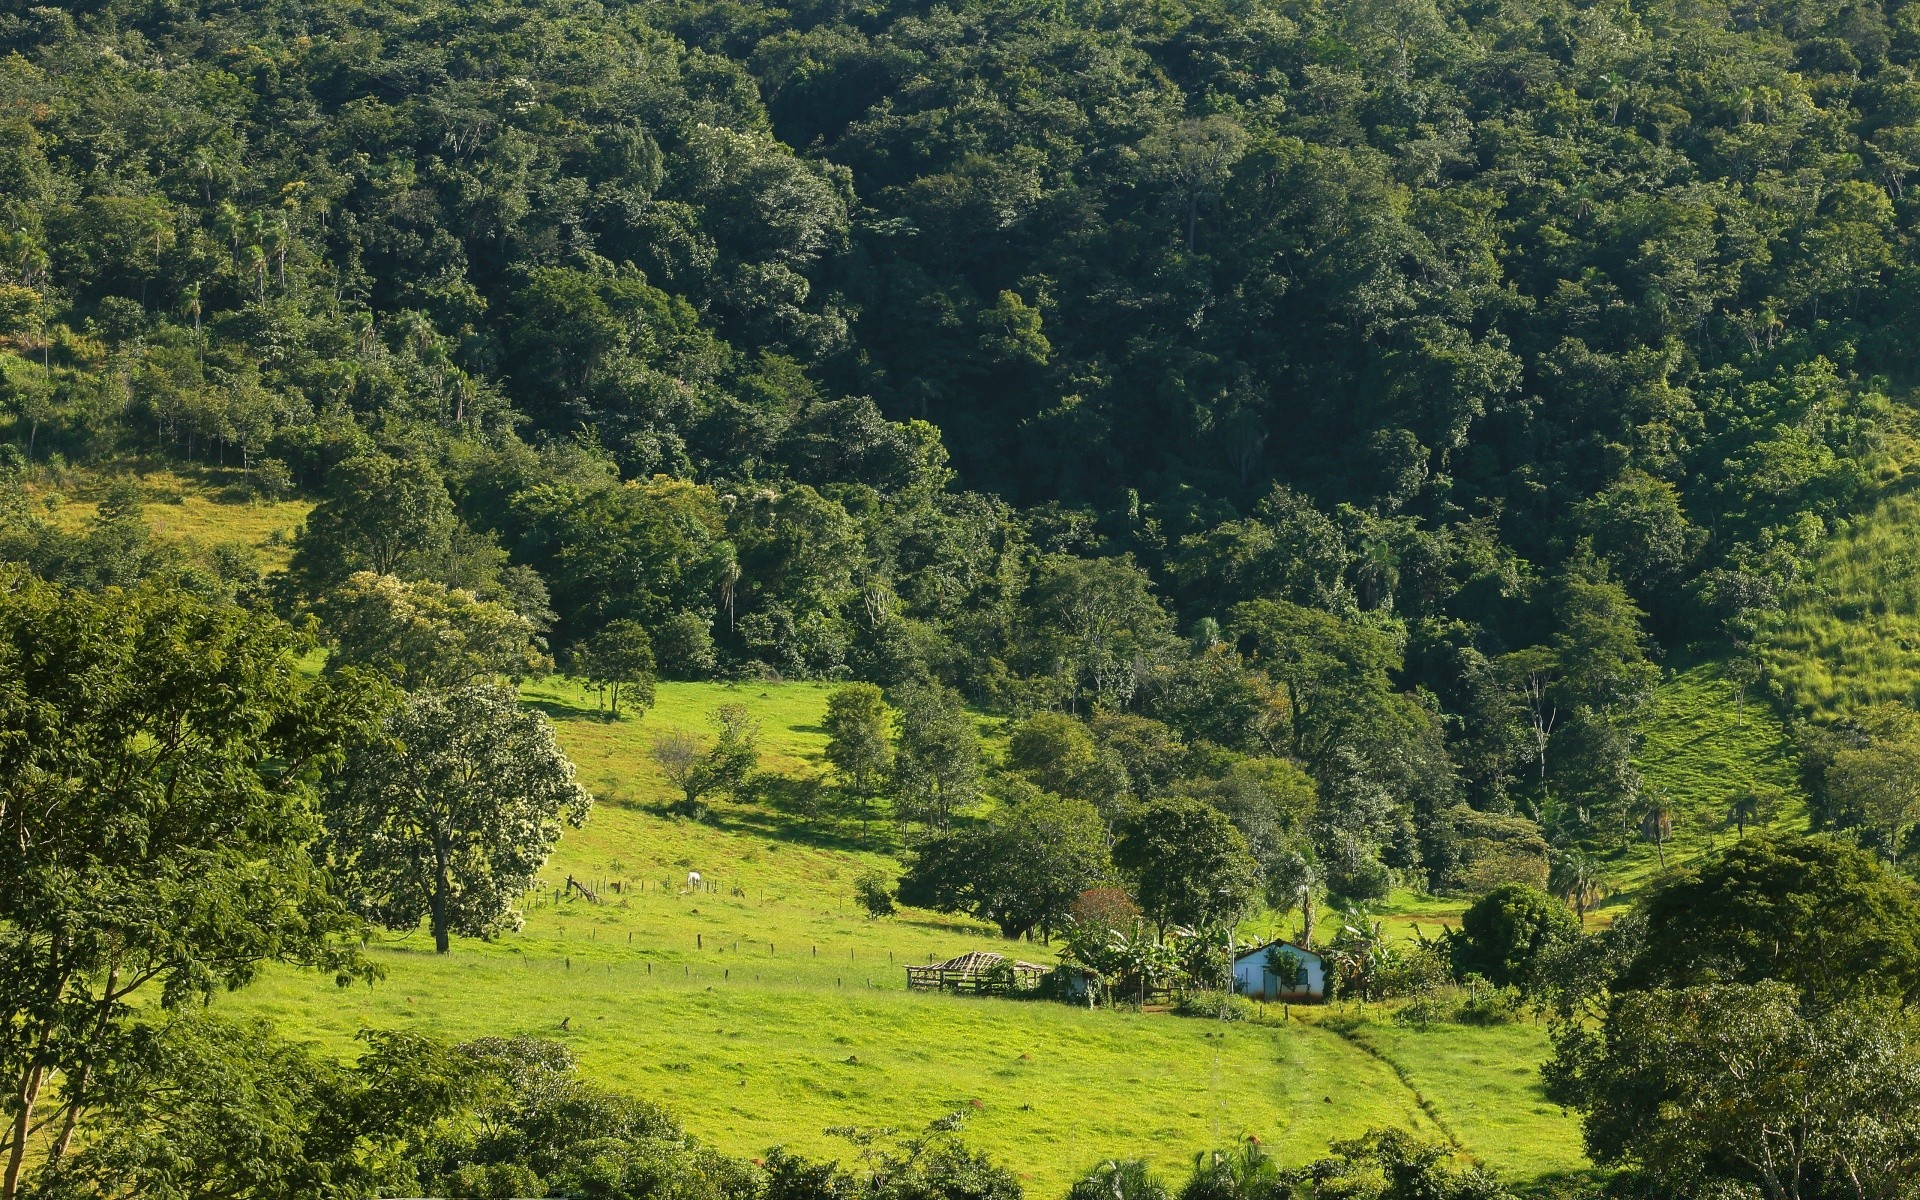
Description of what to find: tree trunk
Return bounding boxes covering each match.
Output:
[3,1063,46,1200]
[433,840,452,954]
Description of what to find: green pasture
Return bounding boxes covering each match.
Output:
[55,473,1597,1187]
[228,678,1588,1191]
[23,462,312,569]
[1760,490,1920,717]
[1601,661,1808,899]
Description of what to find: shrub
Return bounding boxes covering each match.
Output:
[854,871,896,918]
[1449,884,1579,990]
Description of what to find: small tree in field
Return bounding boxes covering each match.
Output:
[573,619,657,719]
[652,729,712,817]
[649,706,761,818]
[855,872,897,918]
[824,683,891,796]
[326,685,593,953]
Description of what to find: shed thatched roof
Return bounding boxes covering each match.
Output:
[928,951,1047,974]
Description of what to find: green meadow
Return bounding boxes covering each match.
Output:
[228,676,1590,1191]
[53,472,1619,1188]
[1760,489,1920,717]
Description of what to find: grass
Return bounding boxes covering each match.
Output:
[23,462,310,570]
[66,470,1587,1188]
[1596,660,1809,899]
[225,679,1590,1191]
[1327,1017,1590,1186]
[1760,490,1920,717]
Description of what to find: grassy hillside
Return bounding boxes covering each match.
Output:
[24,463,311,569]
[228,679,1590,1190]
[1600,661,1808,898]
[1759,490,1920,717]
[28,470,1595,1185]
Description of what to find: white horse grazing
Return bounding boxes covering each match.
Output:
[686,870,702,891]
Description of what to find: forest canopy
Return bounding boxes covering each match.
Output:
[4,0,1919,873]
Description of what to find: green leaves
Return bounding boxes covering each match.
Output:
[0,570,376,1193]
[323,685,593,953]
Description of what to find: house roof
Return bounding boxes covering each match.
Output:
[1232,940,1322,965]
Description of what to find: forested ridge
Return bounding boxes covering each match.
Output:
[12,0,1920,1193]
[14,0,1920,868]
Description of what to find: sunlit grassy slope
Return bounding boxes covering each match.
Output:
[1759,490,1920,717]
[1599,661,1809,897]
[47,469,1585,1187]
[26,463,310,569]
[230,678,1588,1190]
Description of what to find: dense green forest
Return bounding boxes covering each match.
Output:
[12,0,1920,1194]
[17,0,1920,873]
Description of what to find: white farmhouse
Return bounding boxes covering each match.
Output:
[1231,940,1326,1002]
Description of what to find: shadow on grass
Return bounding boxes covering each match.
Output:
[1509,1170,1610,1200]
[633,792,905,858]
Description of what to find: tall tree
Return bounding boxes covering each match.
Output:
[572,619,657,720]
[285,454,457,596]
[325,686,593,954]
[891,681,982,831]
[317,572,550,691]
[823,682,891,797]
[899,784,1112,940]
[0,571,378,1200]
[1113,798,1259,935]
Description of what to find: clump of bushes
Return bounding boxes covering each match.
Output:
[854,871,896,917]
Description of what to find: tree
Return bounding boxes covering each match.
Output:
[649,707,761,819]
[1638,798,1673,869]
[1228,600,1401,763]
[652,730,713,817]
[1724,789,1769,836]
[1620,834,1920,1006]
[854,872,897,918]
[285,453,457,595]
[1550,983,1920,1199]
[1113,798,1259,935]
[898,784,1111,940]
[0,571,378,1199]
[707,703,761,798]
[1547,850,1607,925]
[1825,703,1920,865]
[573,619,657,719]
[891,682,982,831]
[824,683,892,796]
[1024,555,1177,712]
[318,572,550,691]
[1449,884,1580,990]
[1550,549,1659,716]
[326,685,593,954]
[1006,710,1100,797]
[36,1016,478,1200]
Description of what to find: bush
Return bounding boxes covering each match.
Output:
[854,871,896,918]
[1172,992,1260,1022]
[1453,987,1525,1026]
[1449,883,1579,990]
[655,611,719,680]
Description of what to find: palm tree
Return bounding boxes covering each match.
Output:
[1067,1159,1170,1200]
[1726,791,1762,837]
[1549,850,1607,925]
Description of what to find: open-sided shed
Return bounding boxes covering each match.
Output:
[906,951,1047,994]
